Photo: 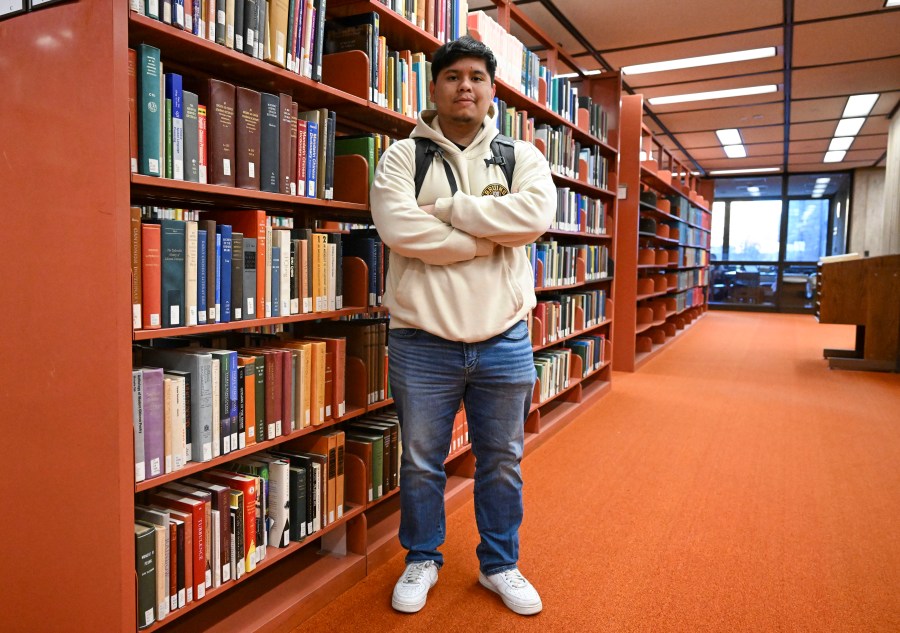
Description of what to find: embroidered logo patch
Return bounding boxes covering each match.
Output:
[482,183,509,197]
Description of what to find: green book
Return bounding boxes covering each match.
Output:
[137,44,162,177]
[333,135,376,186]
[346,432,383,500]
[165,96,173,179]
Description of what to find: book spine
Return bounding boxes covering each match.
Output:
[131,207,143,329]
[218,225,232,322]
[166,73,184,180]
[243,0,259,56]
[207,79,236,187]
[198,104,208,184]
[197,229,208,324]
[260,93,280,193]
[160,219,186,328]
[231,232,244,320]
[185,221,198,326]
[243,237,257,319]
[138,45,163,177]
[133,370,146,482]
[183,90,200,182]
[141,224,162,329]
[142,368,165,479]
[296,119,307,197]
[306,121,318,197]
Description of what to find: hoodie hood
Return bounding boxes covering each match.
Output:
[411,104,498,154]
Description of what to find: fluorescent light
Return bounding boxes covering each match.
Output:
[648,84,777,105]
[885,1,900,7]
[829,137,854,152]
[834,118,865,137]
[622,47,777,75]
[842,94,879,118]
[709,167,780,175]
[746,186,760,193]
[723,145,747,158]
[555,70,603,79]
[812,193,823,198]
[815,177,831,184]
[716,128,743,145]
[824,150,847,163]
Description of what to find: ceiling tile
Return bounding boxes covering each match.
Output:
[700,156,786,170]
[848,134,890,150]
[672,131,722,148]
[655,102,784,133]
[789,139,830,154]
[605,28,782,69]
[568,0,782,52]
[745,142,784,157]
[791,58,900,99]
[788,148,885,164]
[792,13,900,66]
[794,0,894,22]
[740,126,785,144]
[788,161,873,172]
[639,71,784,99]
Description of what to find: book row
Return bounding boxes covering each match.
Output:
[132,322,389,481]
[132,212,349,331]
[565,334,607,378]
[533,348,572,402]
[674,286,706,312]
[534,125,610,190]
[673,268,709,292]
[134,415,401,628]
[374,0,468,44]
[678,247,710,268]
[325,12,434,117]
[531,289,607,347]
[526,241,611,288]
[553,187,608,235]
[129,0,328,80]
[132,45,344,199]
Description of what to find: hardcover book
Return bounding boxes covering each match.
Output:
[183,90,201,182]
[259,92,280,193]
[235,86,261,190]
[138,44,163,177]
[206,79,236,186]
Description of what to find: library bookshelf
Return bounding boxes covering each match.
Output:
[613,94,712,372]
[0,2,618,632]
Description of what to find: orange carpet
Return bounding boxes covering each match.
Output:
[292,312,900,632]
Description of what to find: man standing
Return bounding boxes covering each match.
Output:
[370,35,556,616]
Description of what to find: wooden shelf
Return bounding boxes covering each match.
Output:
[532,318,612,353]
[552,171,616,199]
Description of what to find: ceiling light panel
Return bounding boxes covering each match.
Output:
[829,137,854,152]
[649,85,778,106]
[824,151,847,163]
[723,145,747,158]
[842,94,879,118]
[622,47,777,75]
[834,118,865,137]
[709,167,780,175]
[716,129,743,145]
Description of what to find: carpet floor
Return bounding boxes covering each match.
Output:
[292,312,900,632]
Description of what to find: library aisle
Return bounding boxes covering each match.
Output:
[293,312,900,633]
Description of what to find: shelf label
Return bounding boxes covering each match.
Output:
[618,184,627,200]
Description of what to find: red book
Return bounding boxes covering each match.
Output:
[237,347,281,439]
[200,470,258,574]
[148,492,207,601]
[128,48,138,173]
[198,104,208,184]
[141,223,161,330]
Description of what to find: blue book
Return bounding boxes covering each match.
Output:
[197,229,208,324]
[215,232,222,323]
[271,246,281,317]
[165,73,184,180]
[306,121,318,198]
[218,225,232,323]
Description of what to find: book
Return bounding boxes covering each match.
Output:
[198,104,208,183]
[333,135,375,186]
[129,49,139,173]
[235,86,261,190]
[197,229,208,323]
[157,219,185,328]
[135,224,169,330]
[141,366,165,480]
[206,79,236,186]
[231,232,244,321]
[148,491,207,600]
[141,347,214,463]
[243,237,257,319]
[199,219,217,323]
[217,224,232,323]
[134,522,157,629]
[131,207,143,329]
[183,90,200,182]
[132,370,146,482]
[279,93,293,195]
[137,44,162,177]
[134,506,173,613]
[164,72,184,180]
[185,220,198,326]
[259,92,280,193]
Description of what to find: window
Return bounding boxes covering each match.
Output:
[785,199,828,261]
[711,201,725,260]
[726,200,782,261]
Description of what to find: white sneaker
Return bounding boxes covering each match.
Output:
[479,568,542,615]
[392,561,439,613]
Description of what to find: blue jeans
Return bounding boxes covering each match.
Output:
[388,320,536,575]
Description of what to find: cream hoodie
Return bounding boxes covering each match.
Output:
[370,107,556,342]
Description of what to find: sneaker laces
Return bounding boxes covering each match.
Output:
[500,569,528,589]
[401,562,432,584]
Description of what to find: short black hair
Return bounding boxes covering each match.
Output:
[431,35,497,84]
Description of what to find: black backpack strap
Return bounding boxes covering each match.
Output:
[486,134,517,191]
[414,138,458,199]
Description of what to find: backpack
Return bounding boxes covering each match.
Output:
[413,134,517,198]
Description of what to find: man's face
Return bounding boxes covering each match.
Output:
[430,57,496,128]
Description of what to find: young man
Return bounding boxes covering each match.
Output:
[370,36,556,615]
